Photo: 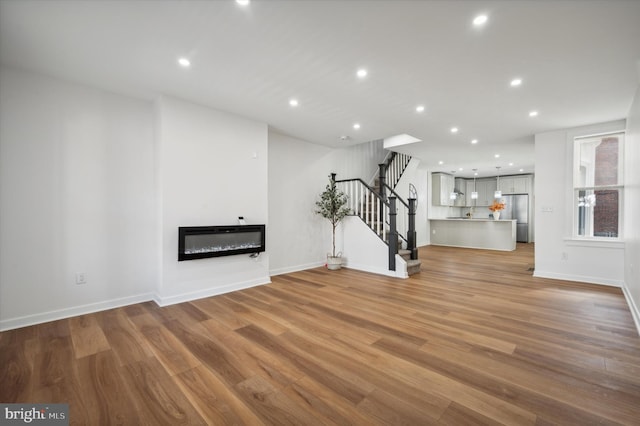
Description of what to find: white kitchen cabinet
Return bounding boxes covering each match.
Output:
[432,173,455,206]
[498,175,531,194]
[476,178,497,206]
[465,180,477,206]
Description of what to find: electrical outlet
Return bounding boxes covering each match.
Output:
[76,272,87,285]
[561,252,568,261]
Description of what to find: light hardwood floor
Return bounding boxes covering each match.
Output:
[1,244,639,425]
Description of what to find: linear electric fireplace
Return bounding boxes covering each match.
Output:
[178,225,265,261]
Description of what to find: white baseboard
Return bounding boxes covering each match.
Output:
[621,282,640,336]
[153,276,271,307]
[533,270,623,287]
[0,292,155,332]
[269,261,325,276]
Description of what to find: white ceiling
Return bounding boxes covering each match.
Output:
[1,0,639,177]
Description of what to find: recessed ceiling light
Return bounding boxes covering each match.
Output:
[353,123,361,130]
[177,57,191,68]
[510,78,522,87]
[458,167,463,171]
[236,0,250,6]
[416,105,425,113]
[509,162,514,166]
[450,127,459,133]
[289,99,299,107]
[529,110,539,117]
[438,160,444,165]
[494,154,500,158]
[474,172,478,176]
[473,14,488,26]
[519,168,524,172]
[356,69,368,78]
[471,139,478,144]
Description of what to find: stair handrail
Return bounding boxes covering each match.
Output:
[381,182,409,208]
[335,176,399,271]
[335,177,390,240]
[381,152,411,190]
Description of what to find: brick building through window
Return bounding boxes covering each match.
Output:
[574,132,623,238]
[593,138,619,237]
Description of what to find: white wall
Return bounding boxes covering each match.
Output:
[267,130,333,275]
[155,96,270,305]
[534,119,626,287]
[342,216,399,277]
[624,83,640,330]
[331,138,387,184]
[0,67,157,330]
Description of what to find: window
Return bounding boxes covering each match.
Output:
[573,132,624,238]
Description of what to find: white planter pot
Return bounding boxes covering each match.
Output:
[493,211,501,220]
[327,254,343,270]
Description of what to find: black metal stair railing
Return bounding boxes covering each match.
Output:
[334,175,416,271]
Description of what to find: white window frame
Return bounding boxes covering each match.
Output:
[572,131,624,241]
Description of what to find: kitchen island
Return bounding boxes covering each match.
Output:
[429,218,516,251]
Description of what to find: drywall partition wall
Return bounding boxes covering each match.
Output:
[267,130,334,275]
[332,138,387,183]
[155,96,269,305]
[0,67,157,330]
[624,84,640,332]
[534,119,626,287]
[342,216,400,278]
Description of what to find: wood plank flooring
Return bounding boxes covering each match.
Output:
[2,243,640,425]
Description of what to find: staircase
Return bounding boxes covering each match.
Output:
[335,152,421,277]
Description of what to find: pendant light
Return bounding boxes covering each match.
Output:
[494,166,502,199]
[471,169,478,199]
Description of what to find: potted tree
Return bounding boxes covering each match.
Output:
[315,173,351,270]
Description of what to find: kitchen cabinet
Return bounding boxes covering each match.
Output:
[432,173,455,206]
[454,178,466,207]
[475,178,497,206]
[498,175,530,194]
[465,180,477,206]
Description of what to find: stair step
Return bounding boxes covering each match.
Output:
[399,249,411,260]
[407,259,421,276]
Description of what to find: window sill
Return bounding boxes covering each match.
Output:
[563,237,625,249]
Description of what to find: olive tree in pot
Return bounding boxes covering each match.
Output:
[315,174,351,270]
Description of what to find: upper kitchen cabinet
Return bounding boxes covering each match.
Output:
[465,180,477,206]
[432,172,455,206]
[476,178,497,206]
[498,175,532,194]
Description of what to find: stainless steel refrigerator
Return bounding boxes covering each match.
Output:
[500,194,529,242]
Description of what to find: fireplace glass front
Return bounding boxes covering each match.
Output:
[178,225,265,261]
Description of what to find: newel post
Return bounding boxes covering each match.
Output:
[378,164,386,225]
[388,196,397,271]
[408,198,417,260]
